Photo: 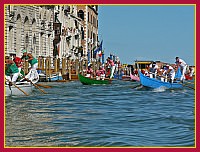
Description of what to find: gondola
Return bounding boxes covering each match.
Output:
[78,74,111,85]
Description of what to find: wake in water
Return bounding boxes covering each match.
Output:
[152,86,167,92]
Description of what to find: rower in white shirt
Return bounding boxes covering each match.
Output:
[175,57,187,82]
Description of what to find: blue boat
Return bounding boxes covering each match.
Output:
[138,70,183,89]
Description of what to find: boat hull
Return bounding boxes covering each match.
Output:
[78,74,111,85]
[138,70,182,89]
[5,82,34,96]
[130,73,140,81]
[39,73,63,82]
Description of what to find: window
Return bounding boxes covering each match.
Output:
[25,34,29,44]
[81,27,84,39]
[78,10,84,20]
[33,34,36,44]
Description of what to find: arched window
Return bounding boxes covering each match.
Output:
[25,34,29,48]
[78,10,84,20]
[81,27,84,39]
[33,34,36,44]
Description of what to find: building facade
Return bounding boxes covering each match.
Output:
[5,5,99,62]
[5,5,54,58]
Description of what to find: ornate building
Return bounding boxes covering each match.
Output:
[77,5,99,59]
[5,5,99,61]
[5,5,54,58]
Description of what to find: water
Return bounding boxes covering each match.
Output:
[5,80,195,147]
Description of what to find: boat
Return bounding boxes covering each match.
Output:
[5,81,34,96]
[5,69,39,96]
[138,70,183,89]
[39,73,63,82]
[78,74,111,85]
[130,73,140,82]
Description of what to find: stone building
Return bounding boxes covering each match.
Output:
[77,5,99,60]
[5,5,99,62]
[5,5,54,58]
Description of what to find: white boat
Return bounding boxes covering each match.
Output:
[39,72,63,82]
[5,82,34,96]
[5,69,39,96]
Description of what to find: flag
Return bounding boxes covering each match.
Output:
[94,40,103,54]
[98,51,102,57]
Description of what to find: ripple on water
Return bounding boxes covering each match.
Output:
[5,80,195,147]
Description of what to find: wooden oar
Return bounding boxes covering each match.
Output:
[182,84,195,90]
[5,79,29,96]
[23,77,47,94]
[132,84,142,89]
[36,83,52,88]
[184,81,195,85]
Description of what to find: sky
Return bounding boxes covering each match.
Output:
[98,5,195,65]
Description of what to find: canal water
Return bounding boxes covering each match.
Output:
[5,80,195,147]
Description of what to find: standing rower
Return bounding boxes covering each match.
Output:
[106,57,115,79]
[175,57,187,83]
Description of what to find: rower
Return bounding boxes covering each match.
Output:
[106,57,115,79]
[175,57,187,83]
[86,64,94,78]
[99,65,106,80]
[163,64,175,83]
[149,61,158,78]
[13,54,24,80]
[5,56,19,85]
[21,49,38,71]
[21,49,39,82]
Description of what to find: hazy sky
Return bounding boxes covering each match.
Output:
[98,5,195,65]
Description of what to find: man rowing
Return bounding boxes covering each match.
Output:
[175,57,187,83]
[163,64,175,83]
[5,56,19,85]
[148,61,158,78]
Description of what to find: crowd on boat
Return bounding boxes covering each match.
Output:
[82,56,194,84]
[134,57,194,83]
[5,49,39,86]
[82,56,119,80]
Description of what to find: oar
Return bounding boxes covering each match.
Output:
[184,81,195,85]
[182,84,195,90]
[36,83,52,88]
[23,77,47,94]
[132,84,142,89]
[5,78,29,96]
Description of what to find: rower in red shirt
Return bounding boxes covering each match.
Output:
[13,55,23,74]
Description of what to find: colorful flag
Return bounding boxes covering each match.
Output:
[94,40,103,54]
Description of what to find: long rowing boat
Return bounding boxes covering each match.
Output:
[138,70,182,89]
[78,74,111,85]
